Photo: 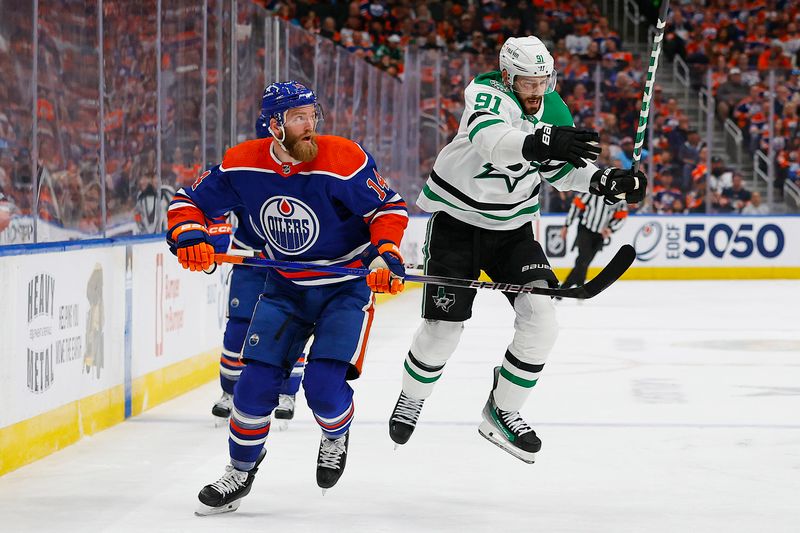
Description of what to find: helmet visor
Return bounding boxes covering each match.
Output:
[512,72,558,96]
[280,103,325,130]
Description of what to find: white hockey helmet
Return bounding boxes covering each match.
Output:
[499,36,557,94]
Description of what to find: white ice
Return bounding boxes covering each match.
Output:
[2,280,799,533]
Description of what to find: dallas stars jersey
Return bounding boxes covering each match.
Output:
[417,70,599,230]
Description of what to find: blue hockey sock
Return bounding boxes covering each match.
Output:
[219,352,244,394]
[229,360,282,471]
[303,359,354,438]
[219,317,249,394]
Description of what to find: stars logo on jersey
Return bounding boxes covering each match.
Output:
[472,163,538,193]
[260,196,320,255]
[432,286,455,312]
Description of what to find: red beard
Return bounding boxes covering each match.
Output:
[284,130,319,162]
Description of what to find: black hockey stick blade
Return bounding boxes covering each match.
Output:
[554,244,636,299]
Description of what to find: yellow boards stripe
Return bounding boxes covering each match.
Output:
[0,350,218,476]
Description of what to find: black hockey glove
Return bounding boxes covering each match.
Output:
[590,167,648,205]
[522,125,601,168]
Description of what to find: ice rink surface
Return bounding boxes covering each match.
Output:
[2,280,799,533]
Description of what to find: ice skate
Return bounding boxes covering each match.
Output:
[316,431,349,493]
[196,448,266,516]
[478,367,541,464]
[389,391,425,448]
[211,391,233,426]
[273,394,295,431]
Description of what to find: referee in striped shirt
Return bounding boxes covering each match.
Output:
[560,192,628,290]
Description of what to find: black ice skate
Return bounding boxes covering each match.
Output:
[389,391,425,447]
[478,367,541,464]
[196,448,266,516]
[274,394,295,420]
[316,431,349,493]
[212,391,233,426]
[273,394,296,431]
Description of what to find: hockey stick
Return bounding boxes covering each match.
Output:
[632,0,670,174]
[215,244,635,299]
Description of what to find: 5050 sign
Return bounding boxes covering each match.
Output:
[634,221,785,261]
[681,223,783,259]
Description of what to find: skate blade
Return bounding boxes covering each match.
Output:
[393,443,400,451]
[213,416,229,428]
[478,421,536,464]
[321,488,327,496]
[274,419,289,432]
[195,499,241,516]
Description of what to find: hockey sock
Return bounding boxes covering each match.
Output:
[279,354,306,396]
[401,351,445,400]
[493,350,544,412]
[220,317,249,394]
[219,349,245,394]
[303,359,354,438]
[229,360,282,470]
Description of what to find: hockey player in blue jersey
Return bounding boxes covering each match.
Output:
[209,116,307,429]
[167,81,408,515]
[208,210,306,429]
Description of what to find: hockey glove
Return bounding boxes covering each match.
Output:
[590,167,648,205]
[173,223,216,272]
[202,216,232,273]
[361,241,405,295]
[523,125,601,168]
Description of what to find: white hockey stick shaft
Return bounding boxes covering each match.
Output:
[632,0,670,175]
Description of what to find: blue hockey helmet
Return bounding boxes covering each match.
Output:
[256,80,321,139]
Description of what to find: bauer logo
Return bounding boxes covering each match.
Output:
[26,273,56,393]
[633,221,662,262]
[261,196,320,255]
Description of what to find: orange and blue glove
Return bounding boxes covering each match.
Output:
[361,240,405,295]
[172,223,216,272]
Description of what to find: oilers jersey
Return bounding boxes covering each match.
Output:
[167,135,408,286]
[229,208,266,252]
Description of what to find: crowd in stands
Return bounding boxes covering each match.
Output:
[265,0,780,214]
[0,0,239,238]
[260,1,666,211]
[2,0,794,244]
[663,0,800,199]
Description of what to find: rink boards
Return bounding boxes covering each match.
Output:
[0,237,229,475]
[1,214,798,476]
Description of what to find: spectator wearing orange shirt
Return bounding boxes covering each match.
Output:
[757,42,792,71]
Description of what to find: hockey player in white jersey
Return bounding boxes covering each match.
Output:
[389,36,647,463]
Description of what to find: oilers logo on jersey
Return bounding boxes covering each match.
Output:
[260,196,320,255]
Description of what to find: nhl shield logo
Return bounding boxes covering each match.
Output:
[260,196,320,255]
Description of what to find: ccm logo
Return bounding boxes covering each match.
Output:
[208,225,232,235]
